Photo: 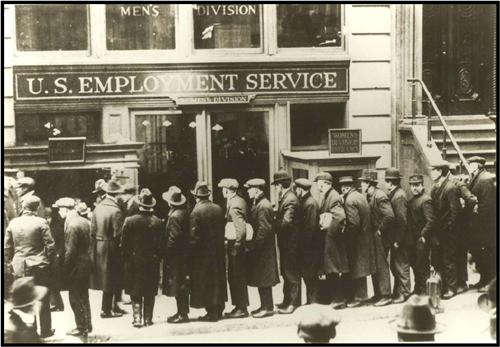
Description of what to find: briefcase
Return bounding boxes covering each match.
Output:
[225,222,254,241]
[426,266,442,310]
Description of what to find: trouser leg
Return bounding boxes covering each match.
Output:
[50,289,64,309]
[227,244,249,308]
[351,277,368,302]
[282,281,290,306]
[68,280,90,332]
[33,268,52,337]
[456,226,469,286]
[288,280,301,307]
[303,276,318,304]
[413,241,431,295]
[143,296,155,325]
[101,292,114,312]
[131,295,142,325]
[258,287,274,311]
[391,246,412,298]
[176,294,190,315]
[326,273,344,304]
[441,233,458,293]
[477,247,497,285]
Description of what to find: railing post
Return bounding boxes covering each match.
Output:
[427,101,433,148]
[442,128,447,160]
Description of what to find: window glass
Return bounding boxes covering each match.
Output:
[16,4,88,51]
[106,4,175,50]
[277,4,342,48]
[193,4,261,49]
[16,113,100,145]
[290,103,344,149]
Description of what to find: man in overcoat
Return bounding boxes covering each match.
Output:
[188,182,227,322]
[245,179,279,318]
[92,179,107,208]
[360,170,393,307]
[48,205,65,312]
[272,170,301,314]
[162,186,190,324]
[4,195,55,338]
[339,176,377,308]
[219,178,250,318]
[407,174,436,295]
[16,177,46,218]
[430,160,462,299]
[120,183,140,218]
[384,168,412,303]
[314,172,349,309]
[90,180,126,318]
[55,198,93,337]
[467,156,496,291]
[295,178,321,305]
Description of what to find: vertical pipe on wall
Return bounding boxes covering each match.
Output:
[414,4,424,117]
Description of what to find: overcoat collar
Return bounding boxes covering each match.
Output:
[388,186,401,200]
[468,168,485,190]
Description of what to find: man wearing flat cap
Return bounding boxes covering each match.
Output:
[16,177,46,219]
[219,178,250,318]
[295,178,321,305]
[313,172,349,309]
[407,174,436,295]
[272,170,301,314]
[467,156,496,291]
[244,179,279,318]
[429,160,462,299]
[188,182,227,322]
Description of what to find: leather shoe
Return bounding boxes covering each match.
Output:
[478,285,489,293]
[225,308,249,319]
[330,302,346,310]
[374,296,392,307]
[393,296,405,304]
[113,305,127,315]
[456,285,468,294]
[51,306,64,312]
[251,307,263,315]
[101,311,123,318]
[442,291,456,300]
[275,302,287,310]
[168,314,189,324]
[278,305,297,315]
[66,328,88,337]
[347,301,363,308]
[41,329,56,338]
[252,309,273,318]
[198,313,218,322]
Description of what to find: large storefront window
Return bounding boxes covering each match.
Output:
[193,4,261,50]
[16,112,100,145]
[277,4,342,48]
[290,103,345,150]
[15,4,89,51]
[106,4,176,50]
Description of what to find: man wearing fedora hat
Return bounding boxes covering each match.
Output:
[219,178,250,319]
[272,170,301,314]
[408,174,436,296]
[55,197,93,337]
[92,179,107,208]
[384,168,412,303]
[359,170,394,307]
[313,172,349,309]
[122,189,163,328]
[162,186,190,324]
[339,176,378,308]
[120,183,140,218]
[429,161,462,299]
[89,179,126,318]
[467,156,496,292]
[4,195,55,338]
[188,181,227,322]
[16,177,46,219]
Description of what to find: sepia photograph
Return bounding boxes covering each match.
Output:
[3,3,498,344]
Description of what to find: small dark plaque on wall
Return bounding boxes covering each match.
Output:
[328,129,362,155]
[48,137,86,164]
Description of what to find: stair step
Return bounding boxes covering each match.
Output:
[434,138,497,143]
[429,115,495,126]
[445,149,497,155]
[431,124,496,132]
[434,138,497,152]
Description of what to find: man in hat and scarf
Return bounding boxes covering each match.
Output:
[188,182,227,322]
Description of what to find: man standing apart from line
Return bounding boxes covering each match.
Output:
[219,178,250,318]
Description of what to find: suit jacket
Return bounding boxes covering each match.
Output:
[226,194,248,254]
[431,176,462,234]
[408,192,436,241]
[319,188,349,275]
[468,169,496,247]
[63,213,92,283]
[388,186,412,246]
[368,188,396,248]
[4,211,55,277]
[298,192,321,278]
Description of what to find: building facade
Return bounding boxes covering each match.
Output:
[3,4,496,212]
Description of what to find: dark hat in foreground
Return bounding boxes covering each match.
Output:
[54,197,76,209]
[163,186,186,206]
[339,176,354,184]
[468,156,486,166]
[244,178,266,189]
[271,170,291,185]
[138,188,156,208]
[191,181,211,197]
[409,174,424,184]
[297,304,341,342]
[218,178,239,190]
[92,179,106,194]
[385,167,403,180]
[389,295,446,335]
[358,169,378,183]
[103,180,124,194]
[314,172,333,182]
[295,178,312,190]
[10,277,48,309]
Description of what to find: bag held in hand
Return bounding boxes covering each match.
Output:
[225,222,254,241]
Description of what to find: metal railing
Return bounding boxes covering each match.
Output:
[408,78,471,174]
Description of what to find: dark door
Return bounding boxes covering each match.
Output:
[422,4,496,116]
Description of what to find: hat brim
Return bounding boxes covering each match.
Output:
[92,188,103,194]
[103,187,124,194]
[138,197,157,208]
[271,177,291,185]
[12,285,48,309]
[78,208,91,215]
[358,177,376,183]
[388,319,447,335]
[190,189,211,197]
[339,180,354,184]
[409,180,424,184]
[162,192,187,206]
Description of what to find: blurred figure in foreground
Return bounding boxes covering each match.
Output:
[296,304,341,343]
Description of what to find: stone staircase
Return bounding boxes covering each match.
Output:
[431,115,497,179]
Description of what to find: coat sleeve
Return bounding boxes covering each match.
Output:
[63,224,77,278]
[392,195,408,244]
[477,177,496,221]
[165,214,183,262]
[89,213,97,257]
[421,199,436,238]
[458,183,477,217]
[4,224,14,264]
[377,196,395,233]
[112,209,125,241]
[253,205,273,249]
[229,204,247,248]
[446,185,462,231]
[277,198,297,232]
[344,199,360,235]
[304,202,320,238]
[327,197,345,235]
[188,211,201,249]
[41,221,55,262]
[120,218,131,259]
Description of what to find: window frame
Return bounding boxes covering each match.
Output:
[13,4,92,58]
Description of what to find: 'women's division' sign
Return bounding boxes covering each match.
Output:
[329,129,361,155]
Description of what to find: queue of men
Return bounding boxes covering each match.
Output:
[3,154,496,341]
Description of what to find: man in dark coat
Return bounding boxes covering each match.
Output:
[295,178,321,305]
[15,177,46,219]
[162,186,190,324]
[339,176,377,308]
[56,198,93,337]
[430,161,462,299]
[121,189,162,328]
[408,174,436,295]
[314,172,349,309]
[92,179,107,208]
[360,170,393,307]
[48,205,65,312]
[90,180,126,318]
[219,178,250,318]
[188,181,227,322]
[120,183,140,218]
[272,170,301,314]
[384,168,412,303]
[245,179,279,318]
[467,156,497,291]
[4,195,55,338]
